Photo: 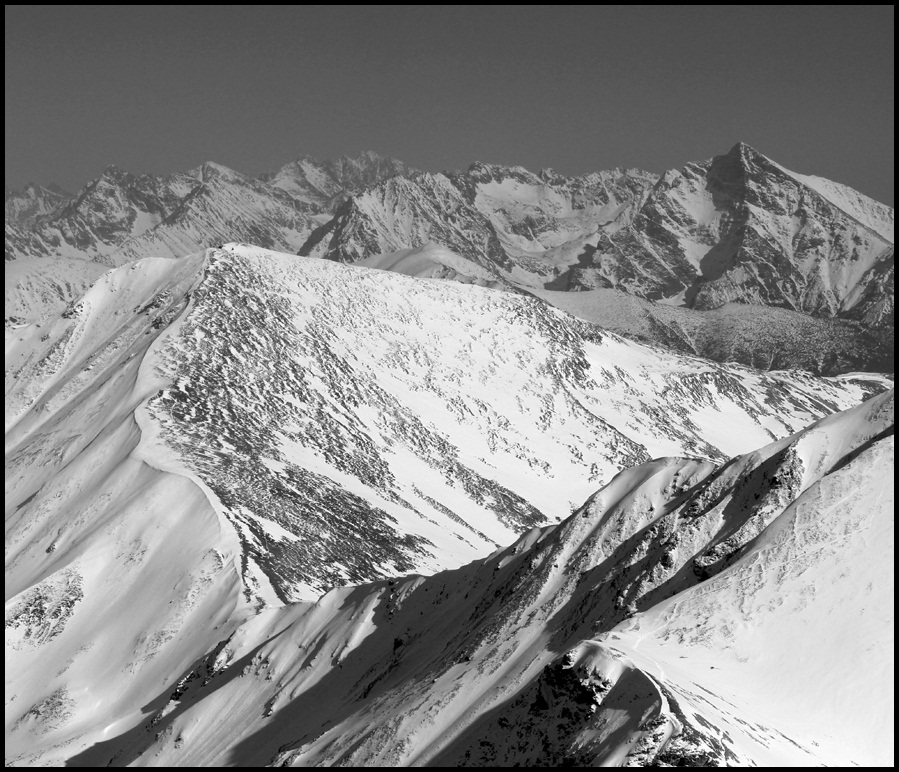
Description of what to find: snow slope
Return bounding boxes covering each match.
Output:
[145,245,888,600]
[8,145,893,375]
[15,389,888,767]
[5,255,251,766]
[355,242,504,288]
[5,257,109,324]
[531,285,895,376]
[5,243,892,766]
[261,150,412,211]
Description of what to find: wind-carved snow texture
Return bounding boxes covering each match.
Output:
[5,568,83,650]
[4,243,893,766]
[46,389,890,768]
[141,245,884,601]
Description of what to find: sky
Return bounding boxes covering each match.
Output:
[5,5,894,204]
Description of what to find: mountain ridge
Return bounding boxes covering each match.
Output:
[6,144,894,375]
[6,256,892,764]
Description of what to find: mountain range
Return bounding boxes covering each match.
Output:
[6,144,894,375]
[5,141,895,766]
[5,243,893,766]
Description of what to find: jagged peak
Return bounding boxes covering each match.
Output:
[328,150,409,173]
[538,168,560,183]
[190,161,241,182]
[353,149,388,163]
[99,164,130,181]
[466,161,538,183]
[723,141,775,168]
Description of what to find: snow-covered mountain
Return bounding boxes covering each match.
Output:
[299,163,658,279]
[303,144,893,328]
[3,152,409,266]
[260,150,412,211]
[3,163,317,265]
[531,285,895,375]
[298,144,893,373]
[7,244,887,601]
[124,390,891,768]
[5,245,892,764]
[5,183,72,227]
[5,257,110,325]
[7,145,893,374]
[356,242,507,289]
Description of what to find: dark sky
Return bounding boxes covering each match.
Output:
[5,5,895,204]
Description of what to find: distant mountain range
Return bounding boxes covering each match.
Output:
[6,144,894,374]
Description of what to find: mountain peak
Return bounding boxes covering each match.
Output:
[355,150,385,162]
[99,164,129,181]
[191,161,240,182]
[725,141,771,166]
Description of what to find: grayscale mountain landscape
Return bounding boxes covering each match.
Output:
[5,5,893,768]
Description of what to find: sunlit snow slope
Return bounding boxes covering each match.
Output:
[13,244,888,601]
[5,244,892,766]
[12,387,890,767]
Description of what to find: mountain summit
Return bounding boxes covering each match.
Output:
[5,145,894,374]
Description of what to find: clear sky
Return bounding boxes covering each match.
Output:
[5,5,894,204]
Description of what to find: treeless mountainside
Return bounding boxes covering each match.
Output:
[5,244,892,766]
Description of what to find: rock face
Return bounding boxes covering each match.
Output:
[303,144,893,329]
[5,183,72,228]
[260,150,413,211]
[4,163,315,265]
[4,153,409,264]
[299,163,658,281]
[6,145,893,373]
[299,143,893,373]
[6,250,892,765]
[530,286,895,376]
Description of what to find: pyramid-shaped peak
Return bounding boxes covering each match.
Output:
[725,141,772,165]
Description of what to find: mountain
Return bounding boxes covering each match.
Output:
[299,163,658,280]
[260,150,412,211]
[5,257,110,324]
[530,285,895,375]
[128,390,891,768]
[601,143,894,326]
[356,242,506,289]
[4,152,410,266]
[297,144,893,374]
[6,244,887,604]
[5,245,892,763]
[8,145,893,375]
[5,183,72,227]
[3,163,317,266]
[303,144,893,327]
